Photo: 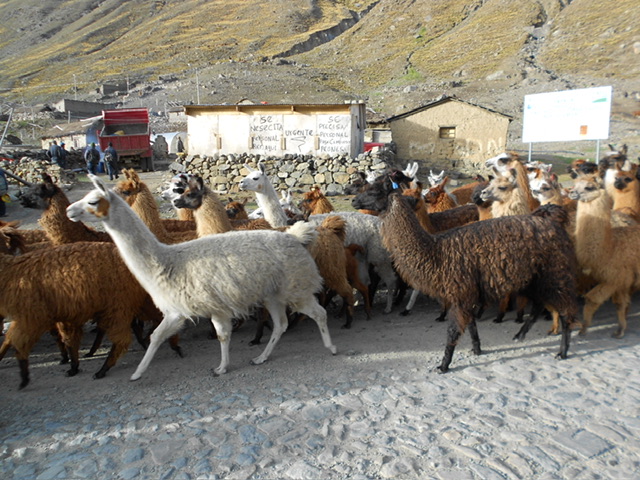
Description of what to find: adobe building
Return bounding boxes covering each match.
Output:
[183,102,366,158]
[386,96,511,173]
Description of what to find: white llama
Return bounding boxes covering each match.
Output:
[239,163,290,227]
[66,175,336,381]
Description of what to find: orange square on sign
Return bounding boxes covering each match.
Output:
[580,125,588,135]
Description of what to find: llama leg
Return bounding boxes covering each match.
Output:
[611,291,630,338]
[581,284,616,335]
[556,314,572,359]
[513,302,545,341]
[437,306,471,373]
[493,294,510,323]
[435,305,448,322]
[400,289,420,316]
[10,324,42,390]
[297,298,337,355]
[130,313,186,381]
[210,317,232,375]
[85,327,106,358]
[467,319,482,355]
[251,300,289,365]
[336,280,355,329]
[548,309,561,335]
[49,326,70,364]
[94,320,132,379]
[57,323,83,377]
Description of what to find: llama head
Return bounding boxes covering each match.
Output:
[239,162,268,193]
[568,174,605,203]
[485,152,519,174]
[161,173,193,202]
[67,174,113,223]
[280,189,302,215]
[423,177,449,204]
[613,163,639,192]
[114,168,143,205]
[403,162,419,182]
[428,169,445,186]
[225,197,249,220]
[530,171,559,204]
[479,170,518,203]
[172,175,206,210]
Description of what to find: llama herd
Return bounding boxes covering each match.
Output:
[0,144,637,389]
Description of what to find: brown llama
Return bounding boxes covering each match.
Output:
[225,197,250,220]
[344,243,372,320]
[480,169,531,218]
[30,173,111,244]
[401,186,479,233]
[423,177,458,213]
[299,185,335,215]
[449,175,486,205]
[380,194,579,372]
[115,169,197,244]
[0,241,172,389]
[609,161,640,223]
[485,152,540,212]
[569,173,640,338]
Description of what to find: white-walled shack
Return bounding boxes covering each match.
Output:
[184,103,366,158]
[387,96,511,171]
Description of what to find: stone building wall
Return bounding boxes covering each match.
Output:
[172,148,397,194]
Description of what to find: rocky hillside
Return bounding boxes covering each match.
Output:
[0,0,638,154]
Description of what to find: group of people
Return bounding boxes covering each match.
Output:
[84,142,120,180]
[47,140,120,181]
[47,140,68,169]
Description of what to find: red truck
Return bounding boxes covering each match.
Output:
[98,108,154,171]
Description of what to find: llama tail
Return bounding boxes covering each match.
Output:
[286,221,319,247]
[319,215,347,243]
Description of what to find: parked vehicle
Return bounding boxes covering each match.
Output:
[98,108,153,171]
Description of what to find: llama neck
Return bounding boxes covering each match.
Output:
[102,194,170,287]
[491,188,530,217]
[574,193,612,267]
[40,190,88,244]
[195,188,234,236]
[130,185,167,239]
[611,184,640,214]
[539,189,564,206]
[511,161,538,210]
[413,199,436,233]
[254,183,289,227]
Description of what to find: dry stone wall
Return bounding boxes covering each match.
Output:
[171,149,397,194]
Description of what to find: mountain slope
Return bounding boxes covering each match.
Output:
[0,0,638,150]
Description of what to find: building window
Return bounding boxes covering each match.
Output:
[439,127,456,139]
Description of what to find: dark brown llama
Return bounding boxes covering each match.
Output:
[379,194,579,372]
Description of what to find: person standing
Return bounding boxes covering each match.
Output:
[84,142,100,175]
[59,141,68,169]
[48,140,63,167]
[104,142,119,180]
[0,168,8,217]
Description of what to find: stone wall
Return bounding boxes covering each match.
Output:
[171,148,397,194]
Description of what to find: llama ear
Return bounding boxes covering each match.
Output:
[258,163,266,174]
[243,163,255,173]
[88,174,109,194]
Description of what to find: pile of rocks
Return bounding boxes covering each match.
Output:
[0,149,84,188]
[170,147,398,194]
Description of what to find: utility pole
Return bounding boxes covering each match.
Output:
[196,67,200,104]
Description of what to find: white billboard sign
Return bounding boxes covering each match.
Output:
[522,86,612,143]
